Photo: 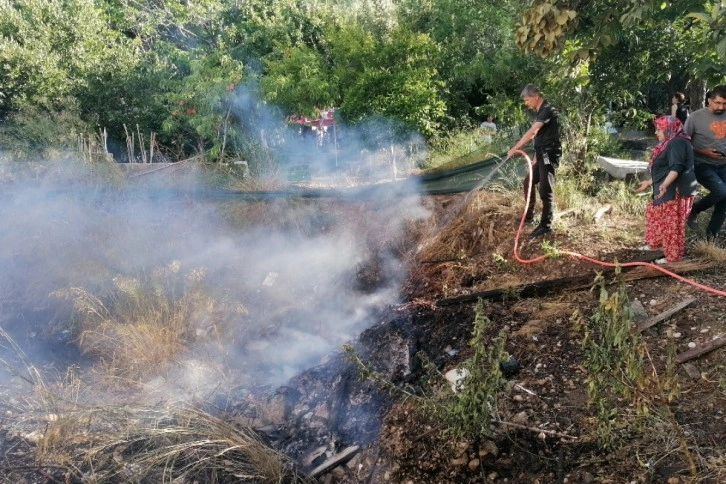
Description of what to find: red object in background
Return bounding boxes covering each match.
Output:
[288,109,335,127]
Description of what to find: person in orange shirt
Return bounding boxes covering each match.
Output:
[683,85,726,240]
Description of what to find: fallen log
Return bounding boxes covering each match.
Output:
[437,258,717,306]
[675,336,726,364]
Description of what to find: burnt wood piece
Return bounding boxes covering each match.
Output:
[675,336,726,364]
[436,258,717,306]
[309,445,360,478]
[634,297,697,334]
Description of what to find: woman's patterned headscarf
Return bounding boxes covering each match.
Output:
[651,115,690,163]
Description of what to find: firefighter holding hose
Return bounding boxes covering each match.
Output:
[507,84,561,238]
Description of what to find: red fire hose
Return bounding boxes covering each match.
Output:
[509,149,726,298]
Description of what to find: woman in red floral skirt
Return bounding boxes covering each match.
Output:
[635,116,699,263]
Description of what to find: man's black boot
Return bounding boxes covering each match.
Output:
[529,225,552,238]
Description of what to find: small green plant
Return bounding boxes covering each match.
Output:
[541,239,561,258]
[575,269,645,449]
[433,299,508,439]
[344,299,507,441]
[492,252,509,269]
[575,270,695,475]
[502,285,522,302]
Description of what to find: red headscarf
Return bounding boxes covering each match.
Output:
[650,115,690,164]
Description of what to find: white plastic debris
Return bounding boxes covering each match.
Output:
[445,368,470,393]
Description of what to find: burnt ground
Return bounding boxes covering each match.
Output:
[367,193,726,484]
[246,191,726,483]
[306,191,726,484]
[1,189,726,483]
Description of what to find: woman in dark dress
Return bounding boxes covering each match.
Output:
[635,116,698,263]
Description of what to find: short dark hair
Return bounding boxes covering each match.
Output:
[673,92,686,103]
[711,85,726,99]
[520,84,541,98]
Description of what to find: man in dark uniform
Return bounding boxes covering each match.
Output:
[507,84,562,238]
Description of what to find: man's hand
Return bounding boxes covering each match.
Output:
[697,147,726,158]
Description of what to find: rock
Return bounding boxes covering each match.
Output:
[451,456,468,466]
[468,458,480,470]
[629,299,648,321]
[512,411,529,425]
[479,440,499,458]
[681,363,701,380]
[445,368,470,393]
[500,355,521,377]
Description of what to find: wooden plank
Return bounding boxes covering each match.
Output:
[635,297,696,334]
[675,336,726,364]
[309,445,360,478]
[437,259,716,307]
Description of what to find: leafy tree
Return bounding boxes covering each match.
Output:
[398,0,534,124]
[0,0,137,114]
[328,21,447,138]
[261,45,337,117]
[160,49,244,161]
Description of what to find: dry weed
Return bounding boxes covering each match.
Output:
[692,239,726,262]
[52,261,241,383]
[74,406,314,483]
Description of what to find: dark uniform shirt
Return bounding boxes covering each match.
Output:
[533,101,560,151]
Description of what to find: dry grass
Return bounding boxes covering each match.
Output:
[4,325,306,483]
[67,406,315,483]
[26,402,313,483]
[414,191,520,264]
[52,261,243,383]
[692,239,726,261]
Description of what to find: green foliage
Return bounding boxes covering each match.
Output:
[261,45,337,117]
[431,299,508,439]
[492,252,509,270]
[161,50,244,161]
[0,0,721,165]
[327,21,447,138]
[0,100,90,157]
[0,0,138,111]
[398,0,530,123]
[423,127,507,170]
[575,270,645,449]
